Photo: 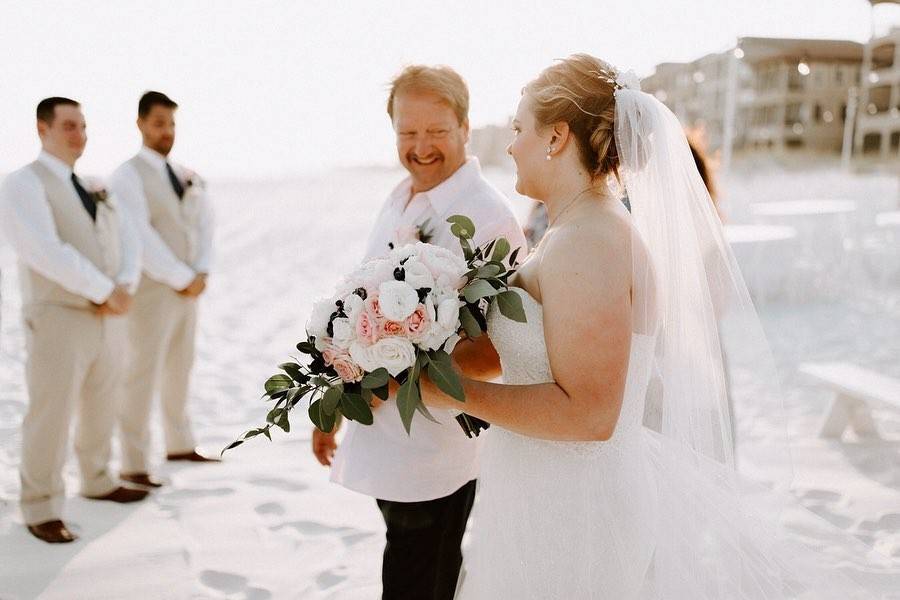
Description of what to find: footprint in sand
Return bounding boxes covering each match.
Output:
[199,569,272,599]
[272,520,353,536]
[340,531,376,547]
[315,568,348,590]
[254,502,287,517]
[162,487,235,501]
[248,477,309,492]
[806,503,854,529]
[858,512,900,533]
[798,489,842,503]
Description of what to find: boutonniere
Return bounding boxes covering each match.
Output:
[182,169,205,192]
[85,178,109,203]
[388,218,435,250]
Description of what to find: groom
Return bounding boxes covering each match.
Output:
[312,65,525,599]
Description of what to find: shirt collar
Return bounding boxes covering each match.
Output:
[37,150,75,181]
[419,157,481,217]
[390,157,482,217]
[138,145,170,172]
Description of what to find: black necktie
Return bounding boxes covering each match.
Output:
[70,174,97,221]
[165,162,185,200]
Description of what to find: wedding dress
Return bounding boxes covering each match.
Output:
[454,84,889,599]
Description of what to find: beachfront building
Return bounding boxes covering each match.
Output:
[641,37,863,158]
[856,26,900,158]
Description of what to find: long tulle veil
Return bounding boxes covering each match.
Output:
[616,84,897,597]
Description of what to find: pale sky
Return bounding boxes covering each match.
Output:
[3,0,900,179]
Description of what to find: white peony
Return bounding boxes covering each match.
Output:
[402,258,435,290]
[364,337,417,376]
[356,258,394,290]
[331,317,354,349]
[308,298,336,340]
[378,280,420,321]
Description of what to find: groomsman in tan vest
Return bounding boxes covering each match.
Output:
[0,97,149,544]
[110,91,216,488]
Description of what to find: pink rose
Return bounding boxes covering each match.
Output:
[381,319,408,337]
[366,295,383,319]
[355,310,380,345]
[406,304,430,340]
[333,355,364,383]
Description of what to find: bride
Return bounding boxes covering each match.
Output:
[420,54,885,598]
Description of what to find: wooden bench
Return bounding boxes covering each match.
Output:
[799,362,900,439]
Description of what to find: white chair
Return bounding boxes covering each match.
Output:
[799,362,900,439]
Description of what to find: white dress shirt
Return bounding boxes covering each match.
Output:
[0,151,141,303]
[330,157,527,502]
[109,146,214,290]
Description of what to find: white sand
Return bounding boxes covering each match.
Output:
[1,163,899,599]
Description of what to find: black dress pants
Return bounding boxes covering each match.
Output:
[376,479,477,600]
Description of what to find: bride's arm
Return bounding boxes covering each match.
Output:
[422,215,633,442]
[451,333,502,381]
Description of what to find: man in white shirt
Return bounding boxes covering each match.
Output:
[312,66,526,600]
[110,91,216,488]
[0,97,148,544]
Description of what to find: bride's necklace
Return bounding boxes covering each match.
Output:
[546,185,606,230]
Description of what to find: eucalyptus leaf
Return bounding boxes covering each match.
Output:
[276,410,291,433]
[509,247,521,268]
[476,264,502,279]
[496,290,527,323]
[415,401,441,424]
[320,407,337,433]
[459,305,483,338]
[265,374,293,395]
[426,352,465,402]
[342,393,374,425]
[279,362,306,383]
[372,383,389,401]
[322,386,342,415]
[463,279,500,303]
[308,399,324,430]
[396,377,421,434]
[447,215,476,238]
[361,368,390,389]
[491,238,511,263]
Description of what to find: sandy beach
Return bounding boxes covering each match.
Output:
[1,163,899,599]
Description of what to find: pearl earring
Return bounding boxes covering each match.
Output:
[546,146,553,161]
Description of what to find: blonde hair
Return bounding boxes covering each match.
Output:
[525,54,620,180]
[387,65,469,125]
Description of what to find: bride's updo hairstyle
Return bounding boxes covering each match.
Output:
[525,54,620,181]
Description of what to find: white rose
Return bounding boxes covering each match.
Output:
[349,342,379,372]
[331,317,354,349]
[402,258,435,290]
[368,337,417,377]
[437,297,462,331]
[378,280,420,321]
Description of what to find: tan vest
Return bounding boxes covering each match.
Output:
[128,156,193,264]
[23,161,121,309]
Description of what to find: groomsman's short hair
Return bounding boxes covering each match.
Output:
[387,65,469,125]
[138,91,178,118]
[36,97,80,124]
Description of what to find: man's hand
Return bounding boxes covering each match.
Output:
[178,274,208,298]
[312,425,340,467]
[94,285,133,316]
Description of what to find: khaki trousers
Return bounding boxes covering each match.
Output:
[119,278,197,473]
[20,305,125,525]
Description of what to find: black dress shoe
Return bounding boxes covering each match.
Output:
[85,486,149,503]
[120,472,164,488]
[167,450,220,463]
[27,519,78,543]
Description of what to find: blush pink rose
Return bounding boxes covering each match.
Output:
[333,356,364,383]
[355,310,380,345]
[405,304,430,340]
[381,319,408,337]
[321,345,340,366]
[366,295,383,319]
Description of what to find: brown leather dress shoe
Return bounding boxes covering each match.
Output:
[167,450,220,463]
[85,486,149,503]
[27,519,78,544]
[120,473,164,488]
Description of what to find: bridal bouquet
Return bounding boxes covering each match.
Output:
[224,215,525,452]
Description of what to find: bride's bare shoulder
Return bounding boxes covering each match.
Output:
[538,202,633,297]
